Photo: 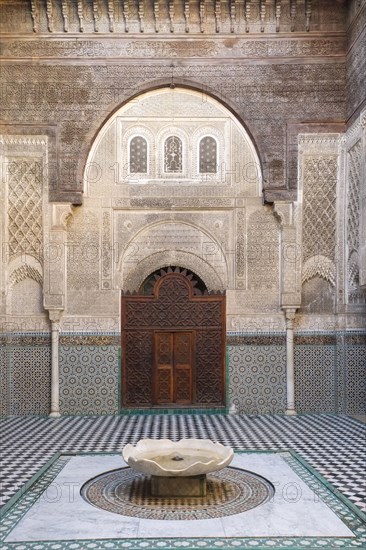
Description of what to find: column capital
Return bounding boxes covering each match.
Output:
[47,308,64,324]
[273,201,294,227]
[283,307,297,322]
[51,203,74,230]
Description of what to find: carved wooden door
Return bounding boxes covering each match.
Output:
[154,332,193,405]
[121,267,226,409]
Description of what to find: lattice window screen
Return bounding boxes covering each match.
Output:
[129,136,148,173]
[164,136,182,173]
[199,136,217,173]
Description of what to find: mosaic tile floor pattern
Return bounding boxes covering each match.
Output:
[0,414,365,514]
[81,466,273,519]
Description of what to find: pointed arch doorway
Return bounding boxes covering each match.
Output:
[121,267,226,409]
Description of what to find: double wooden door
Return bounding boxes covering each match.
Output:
[154,331,193,405]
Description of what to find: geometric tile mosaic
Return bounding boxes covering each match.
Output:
[295,345,337,413]
[1,344,51,416]
[228,344,286,414]
[0,345,7,417]
[81,465,274,520]
[59,345,119,415]
[345,345,366,414]
[1,332,365,417]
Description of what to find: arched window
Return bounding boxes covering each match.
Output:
[129,136,148,173]
[199,136,217,173]
[164,136,182,173]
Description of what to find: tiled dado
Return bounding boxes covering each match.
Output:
[295,345,337,414]
[293,331,366,415]
[0,334,51,416]
[344,344,366,414]
[227,336,287,415]
[227,331,366,416]
[59,334,119,416]
[0,331,365,417]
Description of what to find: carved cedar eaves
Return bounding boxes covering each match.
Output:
[154,0,159,32]
[245,0,250,33]
[260,0,267,33]
[107,0,114,32]
[184,0,190,32]
[305,0,312,32]
[23,0,320,34]
[123,0,129,32]
[93,0,99,32]
[275,0,281,32]
[46,0,53,32]
[215,0,221,33]
[199,0,205,33]
[61,0,69,32]
[230,0,235,33]
[77,0,84,32]
[138,0,144,32]
[30,0,38,32]
[290,0,297,32]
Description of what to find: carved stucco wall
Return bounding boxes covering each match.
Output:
[345,108,366,308]
[0,12,348,205]
[346,0,366,122]
[0,0,365,415]
[0,136,49,332]
[297,134,339,323]
[297,114,366,332]
[62,88,283,331]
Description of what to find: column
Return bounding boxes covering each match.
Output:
[48,309,63,418]
[284,308,297,416]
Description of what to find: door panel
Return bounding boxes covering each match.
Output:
[156,367,173,403]
[154,332,173,403]
[154,331,193,405]
[174,332,192,404]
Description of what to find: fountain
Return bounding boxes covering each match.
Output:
[81,439,274,519]
[122,438,234,497]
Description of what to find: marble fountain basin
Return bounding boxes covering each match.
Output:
[122,439,234,497]
[123,438,234,476]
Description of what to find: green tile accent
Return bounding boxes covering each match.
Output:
[120,408,228,415]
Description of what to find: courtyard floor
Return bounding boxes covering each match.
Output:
[0,414,365,549]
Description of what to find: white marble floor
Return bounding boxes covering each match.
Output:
[5,453,354,542]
